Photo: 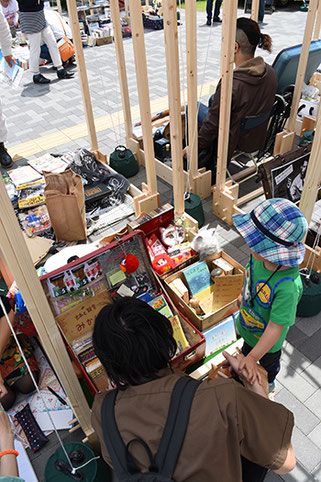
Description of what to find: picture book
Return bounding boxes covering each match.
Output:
[169,315,190,355]
[8,166,43,188]
[202,315,237,358]
[28,155,69,174]
[183,261,212,297]
[148,295,173,318]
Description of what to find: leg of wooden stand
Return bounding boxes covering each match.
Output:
[66,0,98,152]
[251,0,259,22]
[163,0,185,217]
[313,0,321,40]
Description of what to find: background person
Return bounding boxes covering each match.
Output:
[16,0,73,84]
[184,17,277,183]
[0,0,18,37]
[0,8,16,168]
[91,297,296,481]
[206,0,222,25]
[40,9,74,65]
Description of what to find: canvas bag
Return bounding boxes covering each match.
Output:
[55,12,75,62]
[44,169,87,242]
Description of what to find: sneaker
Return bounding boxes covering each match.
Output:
[57,68,74,80]
[268,382,276,401]
[213,16,222,23]
[0,142,13,168]
[206,19,211,25]
[33,73,51,84]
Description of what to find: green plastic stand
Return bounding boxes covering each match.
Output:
[184,193,205,228]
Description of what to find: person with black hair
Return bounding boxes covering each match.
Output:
[91,297,296,481]
[183,17,278,183]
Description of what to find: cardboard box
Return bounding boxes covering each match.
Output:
[164,251,245,331]
[95,35,112,46]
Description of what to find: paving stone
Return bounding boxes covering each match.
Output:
[290,427,321,474]
[276,364,316,403]
[300,356,321,390]
[312,462,321,481]
[280,462,315,482]
[265,471,283,481]
[276,388,319,436]
[309,423,321,448]
[286,325,309,350]
[305,389,321,420]
[296,315,321,337]
[281,341,312,375]
[296,328,321,363]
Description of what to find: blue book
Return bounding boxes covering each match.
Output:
[182,261,212,297]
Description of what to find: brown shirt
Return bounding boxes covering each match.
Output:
[92,368,294,481]
[198,57,278,164]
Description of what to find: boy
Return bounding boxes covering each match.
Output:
[232,198,308,394]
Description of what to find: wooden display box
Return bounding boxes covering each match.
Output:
[127,203,199,280]
[40,231,205,394]
[95,35,113,46]
[163,251,245,332]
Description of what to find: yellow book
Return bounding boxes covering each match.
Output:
[169,316,190,355]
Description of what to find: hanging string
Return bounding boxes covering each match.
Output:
[0,297,99,476]
[300,217,321,277]
[180,4,215,195]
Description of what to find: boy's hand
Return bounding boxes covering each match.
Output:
[239,354,262,385]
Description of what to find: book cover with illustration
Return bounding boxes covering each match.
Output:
[183,261,212,297]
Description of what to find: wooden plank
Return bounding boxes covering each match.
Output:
[56,0,63,15]
[109,0,133,141]
[300,115,316,135]
[185,0,198,184]
[313,0,321,40]
[213,187,237,225]
[0,176,93,438]
[134,192,160,216]
[236,187,264,207]
[279,131,296,154]
[300,110,321,225]
[66,0,98,151]
[216,0,238,190]
[287,0,318,133]
[193,171,212,200]
[128,0,158,195]
[273,131,285,155]
[163,0,185,216]
[251,0,259,22]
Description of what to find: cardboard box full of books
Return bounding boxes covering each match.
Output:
[163,251,245,331]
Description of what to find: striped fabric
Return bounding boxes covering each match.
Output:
[19,10,46,34]
[232,198,308,267]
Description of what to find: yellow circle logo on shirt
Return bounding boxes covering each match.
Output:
[256,282,272,305]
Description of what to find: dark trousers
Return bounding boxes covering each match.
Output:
[242,456,268,482]
[259,0,266,22]
[242,342,281,384]
[206,0,222,20]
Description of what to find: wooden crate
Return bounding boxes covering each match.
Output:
[163,251,245,331]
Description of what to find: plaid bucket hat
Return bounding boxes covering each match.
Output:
[232,198,308,267]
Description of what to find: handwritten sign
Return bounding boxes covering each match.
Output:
[212,274,244,311]
[56,289,111,343]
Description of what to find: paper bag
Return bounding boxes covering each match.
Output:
[44,169,86,242]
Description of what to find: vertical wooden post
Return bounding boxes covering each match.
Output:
[287,0,318,133]
[128,0,158,195]
[313,0,321,40]
[109,0,133,142]
[300,115,321,225]
[251,0,260,22]
[163,0,185,216]
[0,178,93,439]
[215,0,238,190]
[56,0,63,16]
[186,0,198,189]
[66,0,98,151]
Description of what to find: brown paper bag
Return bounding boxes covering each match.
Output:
[44,169,86,242]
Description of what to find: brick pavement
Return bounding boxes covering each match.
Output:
[1,5,321,481]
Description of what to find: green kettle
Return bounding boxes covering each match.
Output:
[109,145,139,178]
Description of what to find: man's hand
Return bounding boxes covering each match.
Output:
[222,351,267,398]
[239,354,262,385]
[4,55,17,68]
[183,146,189,158]
[0,377,8,399]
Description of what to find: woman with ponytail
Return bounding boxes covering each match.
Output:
[187,17,278,183]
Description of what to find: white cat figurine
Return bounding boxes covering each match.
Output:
[191,225,220,260]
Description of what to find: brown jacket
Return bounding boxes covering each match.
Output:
[92,368,294,481]
[198,57,278,164]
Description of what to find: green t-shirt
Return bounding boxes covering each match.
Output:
[236,256,302,352]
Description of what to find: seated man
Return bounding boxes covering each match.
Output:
[91,297,296,481]
[185,17,278,182]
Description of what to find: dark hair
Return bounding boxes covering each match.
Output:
[93,297,177,389]
[236,17,272,55]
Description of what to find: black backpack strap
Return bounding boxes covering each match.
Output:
[155,376,201,479]
[101,389,139,480]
